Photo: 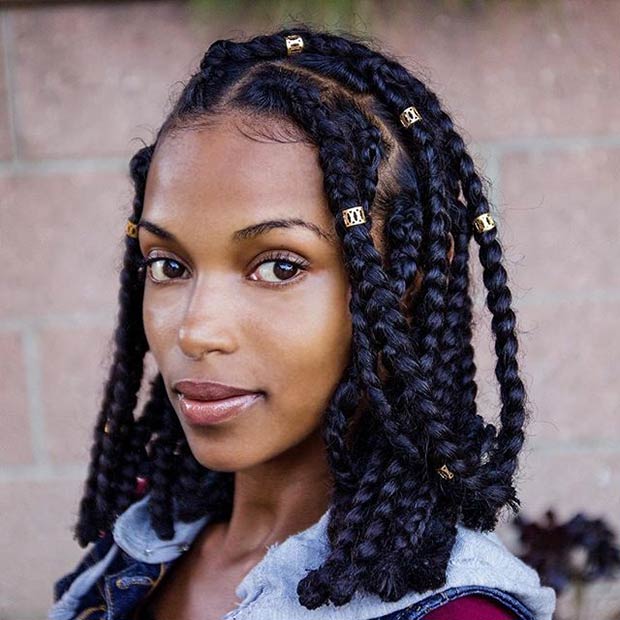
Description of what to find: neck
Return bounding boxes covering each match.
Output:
[202,427,334,564]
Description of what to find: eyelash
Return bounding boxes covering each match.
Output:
[137,250,310,288]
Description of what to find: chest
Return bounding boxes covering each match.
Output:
[136,540,261,620]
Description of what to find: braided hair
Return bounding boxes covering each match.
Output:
[74,25,528,608]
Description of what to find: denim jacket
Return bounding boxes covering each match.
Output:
[49,493,555,620]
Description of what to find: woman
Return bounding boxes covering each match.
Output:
[49,25,556,620]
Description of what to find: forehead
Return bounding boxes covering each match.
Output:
[143,120,332,231]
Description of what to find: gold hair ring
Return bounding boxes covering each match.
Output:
[399,106,422,128]
[285,34,304,55]
[342,206,367,228]
[473,212,496,233]
[437,464,454,481]
[126,220,138,238]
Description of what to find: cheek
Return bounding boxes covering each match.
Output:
[250,275,353,444]
[141,271,353,470]
[271,299,351,395]
[142,286,183,366]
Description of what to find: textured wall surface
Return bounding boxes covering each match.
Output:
[0,1,618,618]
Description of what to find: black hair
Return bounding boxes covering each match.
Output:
[74,25,528,608]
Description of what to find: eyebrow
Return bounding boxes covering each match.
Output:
[137,217,337,244]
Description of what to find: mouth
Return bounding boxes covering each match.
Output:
[175,392,263,426]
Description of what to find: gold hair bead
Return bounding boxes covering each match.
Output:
[437,464,454,481]
[104,420,111,434]
[126,220,138,238]
[285,34,304,55]
[473,212,496,233]
[399,106,422,128]
[342,206,367,228]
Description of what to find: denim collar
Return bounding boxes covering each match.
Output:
[112,493,213,563]
[111,493,555,620]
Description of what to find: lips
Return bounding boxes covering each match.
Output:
[173,380,260,401]
[172,379,263,426]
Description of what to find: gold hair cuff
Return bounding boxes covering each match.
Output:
[285,34,304,55]
[473,212,496,233]
[437,464,454,480]
[126,220,138,238]
[342,206,367,228]
[399,106,422,128]
[104,420,111,434]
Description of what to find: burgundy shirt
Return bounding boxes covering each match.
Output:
[137,593,518,620]
[423,594,518,619]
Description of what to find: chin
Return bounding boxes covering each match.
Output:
[184,437,260,473]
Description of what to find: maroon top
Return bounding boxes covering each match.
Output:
[135,593,518,620]
[422,594,518,619]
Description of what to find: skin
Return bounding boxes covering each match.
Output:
[137,114,454,619]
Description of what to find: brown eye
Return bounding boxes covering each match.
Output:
[146,258,188,283]
[255,259,301,283]
[250,251,310,286]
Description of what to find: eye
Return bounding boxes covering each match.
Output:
[249,251,309,286]
[143,255,189,283]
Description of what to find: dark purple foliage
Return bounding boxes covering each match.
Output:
[513,510,620,594]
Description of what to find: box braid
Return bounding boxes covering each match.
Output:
[373,54,525,528]
[256,28,523,528]
[275,32,525,526]
[227,57,440,602]
[74,145,152,543]
[72,24,529,608]
[309,95,460,602]
[111,374,158,516]
[234,65,433,465]
[259,83,443,604]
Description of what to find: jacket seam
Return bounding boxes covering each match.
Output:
[75,604,106,620]
[104,577,114,620]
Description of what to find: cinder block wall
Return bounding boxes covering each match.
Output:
[1,1,618,618]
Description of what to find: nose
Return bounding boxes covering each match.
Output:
[177,277,237,360]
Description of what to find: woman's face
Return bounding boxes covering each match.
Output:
[138,118,355,472]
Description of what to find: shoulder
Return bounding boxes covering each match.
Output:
[438,527,556,620]
[362,526,555,620]
[53,531,117,602]
[421,594,519,620]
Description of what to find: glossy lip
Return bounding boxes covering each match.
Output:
[172,379,260,401]
[172,379,264,427]
[177,392,263,426]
